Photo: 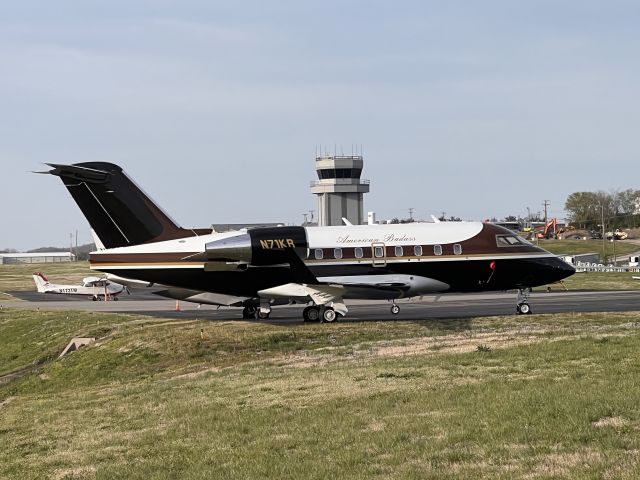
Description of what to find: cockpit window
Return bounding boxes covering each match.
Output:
[496,235,530,247]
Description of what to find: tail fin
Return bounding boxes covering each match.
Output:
[33,273,50,292]
[46,162,199,249]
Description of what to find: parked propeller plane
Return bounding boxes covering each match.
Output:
[32,272,126,301]
[43,162,575,321]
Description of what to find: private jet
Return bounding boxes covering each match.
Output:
[43,162,575,321]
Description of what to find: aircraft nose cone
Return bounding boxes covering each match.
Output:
[540,256,576,284]
[553,256,576,279]
[515,256,575,289]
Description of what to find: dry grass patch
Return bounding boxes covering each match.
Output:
[592,416,630,428]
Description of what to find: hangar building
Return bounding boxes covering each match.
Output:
[0,252,76,265]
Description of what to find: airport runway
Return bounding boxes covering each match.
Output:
[4,290,640,323]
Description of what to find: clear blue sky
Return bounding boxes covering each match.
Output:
[1,1,639,250]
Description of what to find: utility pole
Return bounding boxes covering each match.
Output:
[542,200,550,226]
[408,208,414,222]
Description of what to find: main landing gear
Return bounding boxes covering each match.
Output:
[390,303,400,315]
[242,306,271,320]
[516,289,532,315]
[302,306,338,323]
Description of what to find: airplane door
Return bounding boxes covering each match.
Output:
[371,242,387,267]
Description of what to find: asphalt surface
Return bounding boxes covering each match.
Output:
[4,290,640,324]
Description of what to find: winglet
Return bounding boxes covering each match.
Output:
[342,217,353,226]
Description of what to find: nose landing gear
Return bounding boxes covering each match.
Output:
[516,289,532,315]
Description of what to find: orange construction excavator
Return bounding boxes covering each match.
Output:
[536,218,557,239]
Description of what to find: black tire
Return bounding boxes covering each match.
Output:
[518,303,531,315]
[302,306,312,322]
[322,308,337,323]
[257,310,270,320]
[391,304,400,315]
[305,306,320,322]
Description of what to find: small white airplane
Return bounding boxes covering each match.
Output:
[32,272,126,301]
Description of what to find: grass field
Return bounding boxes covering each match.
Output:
[537,239,639,262]
[537,272,640,292]
[2,308,640,479]
[0,262,93,301]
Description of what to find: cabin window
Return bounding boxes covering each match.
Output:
[453,244,462,255]
[395,246,403,257]
[414,245,423,256]
[355,247,363,258]
[314,249,323,260]
[334,248,343,259]
[374,246,384,258]
[434,245,443,256]
[496,234,529,247]
[84,283,92,287]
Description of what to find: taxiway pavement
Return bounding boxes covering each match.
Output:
[4,290,640,323]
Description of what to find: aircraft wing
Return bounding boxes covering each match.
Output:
[257,283,348,315]
[253,248,451,317]
[153,288,249,307]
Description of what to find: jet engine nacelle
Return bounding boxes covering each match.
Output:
[205,226,308,266]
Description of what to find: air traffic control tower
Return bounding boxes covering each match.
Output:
[310,155,370,226]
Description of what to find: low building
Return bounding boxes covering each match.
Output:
[0,252,76,265]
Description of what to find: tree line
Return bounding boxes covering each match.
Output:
[564,189,640,230]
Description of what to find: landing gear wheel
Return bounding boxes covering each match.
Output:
[303,306,319,322]
[113,297,119,301]
[517,303,531,315]
[390,304,400,315]
[256,310,270,320]
[92,296,97,301]
[322,308,337,323]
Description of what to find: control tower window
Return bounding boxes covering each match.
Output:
[317,168,362,179]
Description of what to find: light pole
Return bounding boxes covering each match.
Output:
[600,205,605,264]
